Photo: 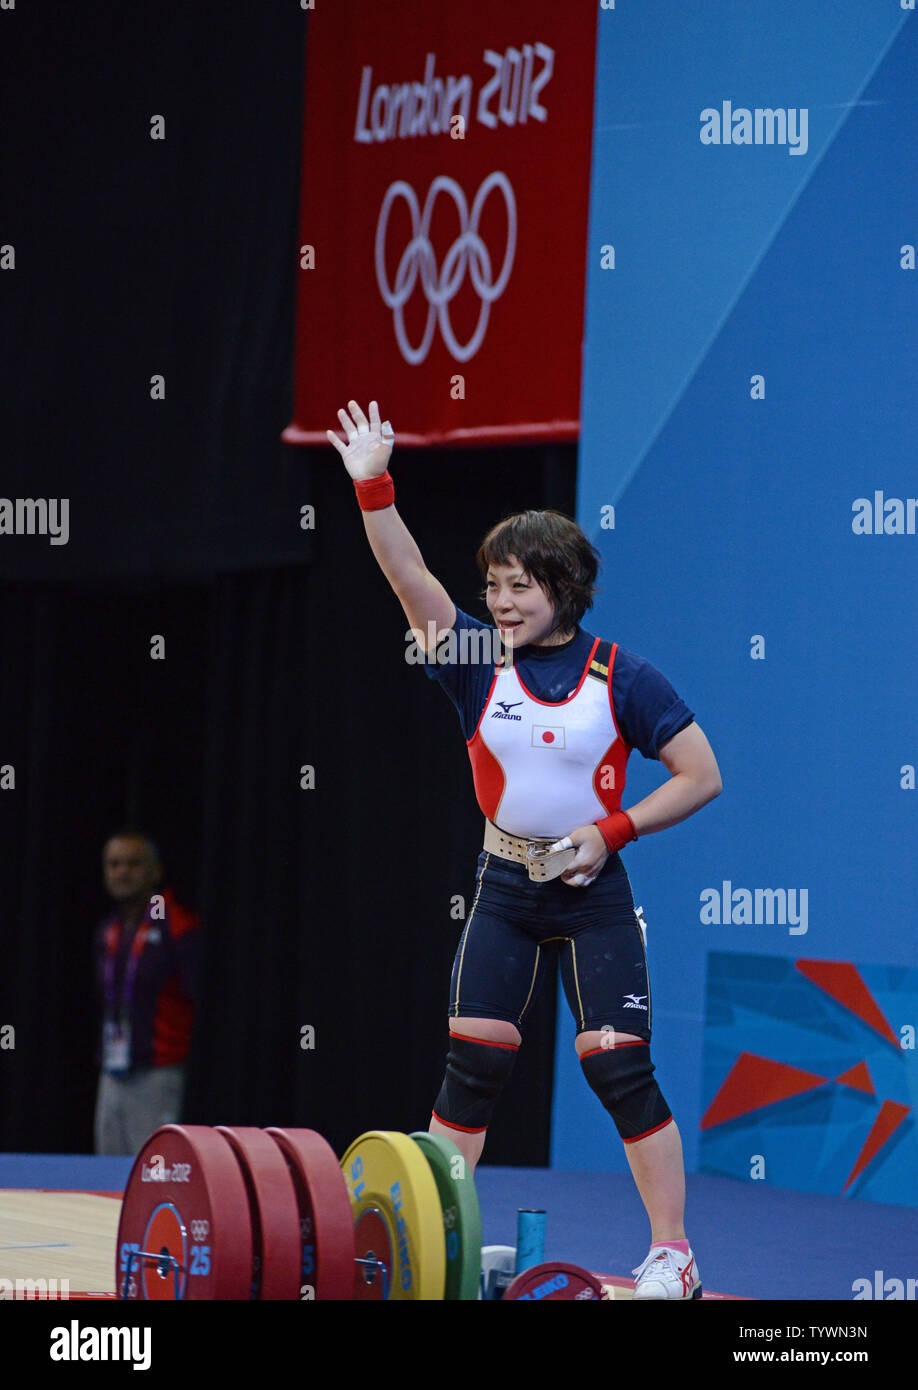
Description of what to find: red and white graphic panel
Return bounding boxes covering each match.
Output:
[283,0,597,447]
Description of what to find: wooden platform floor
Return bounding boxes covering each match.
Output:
[0,1188,742,1299]
[0,1190,121,1295]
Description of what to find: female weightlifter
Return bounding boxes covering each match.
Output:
[327,399,722,1301]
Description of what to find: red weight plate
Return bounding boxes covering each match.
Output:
[502,1261,604,1301]
[264,1127,355,1301]
[142,1205,185,1301]
[353,1207,393,1301]
[116,1125,253,1300]
[215,1126,302,1300]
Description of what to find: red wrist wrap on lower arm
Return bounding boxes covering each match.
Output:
[354,472,395,511]
[596,809,639,854]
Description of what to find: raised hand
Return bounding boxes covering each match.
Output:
[326,399,395,481]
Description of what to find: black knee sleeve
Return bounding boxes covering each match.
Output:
[432,1031,519,1133]
[580,1041,672,1143]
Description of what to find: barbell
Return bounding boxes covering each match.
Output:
[115,1123,606,1300]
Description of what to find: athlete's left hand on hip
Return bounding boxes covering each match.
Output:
[557,824,609,887]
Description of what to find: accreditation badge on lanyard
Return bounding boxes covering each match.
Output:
[103,919,150,1074]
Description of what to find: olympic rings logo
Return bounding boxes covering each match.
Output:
[375,172,517,365]
[190,1219,210,1242]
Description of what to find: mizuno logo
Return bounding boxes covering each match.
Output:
[492,700,523,721]
[623,994,647,1009]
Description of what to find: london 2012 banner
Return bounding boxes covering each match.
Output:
[283,1,597,447]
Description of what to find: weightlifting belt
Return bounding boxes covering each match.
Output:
[483,820,578,883]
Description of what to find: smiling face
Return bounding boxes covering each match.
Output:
[485,557,574,648]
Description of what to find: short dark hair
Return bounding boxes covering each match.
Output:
[475,509,602,637]
[104,830,162,870]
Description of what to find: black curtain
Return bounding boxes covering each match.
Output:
[0,0,578,1164]
[0,448,575,1161]
[0,0,311,583]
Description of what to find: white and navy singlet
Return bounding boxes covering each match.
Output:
[419,608,694,1037]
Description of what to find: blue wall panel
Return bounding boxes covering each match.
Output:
[551,3,916,1197]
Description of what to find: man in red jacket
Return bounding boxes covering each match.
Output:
[93,831,201,1156]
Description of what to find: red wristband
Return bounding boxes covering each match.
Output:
[596,809,639,855]
[353,471,395,511]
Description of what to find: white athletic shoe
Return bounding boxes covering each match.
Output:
[631,1245,702,1300]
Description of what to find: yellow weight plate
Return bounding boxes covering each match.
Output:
[340,1130,446,1300]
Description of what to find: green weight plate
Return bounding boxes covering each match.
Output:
[409,1131,481,1301]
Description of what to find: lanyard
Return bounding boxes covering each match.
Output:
[103,916,152,1022]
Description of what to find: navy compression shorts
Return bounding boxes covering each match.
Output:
[448,849,652,1040]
